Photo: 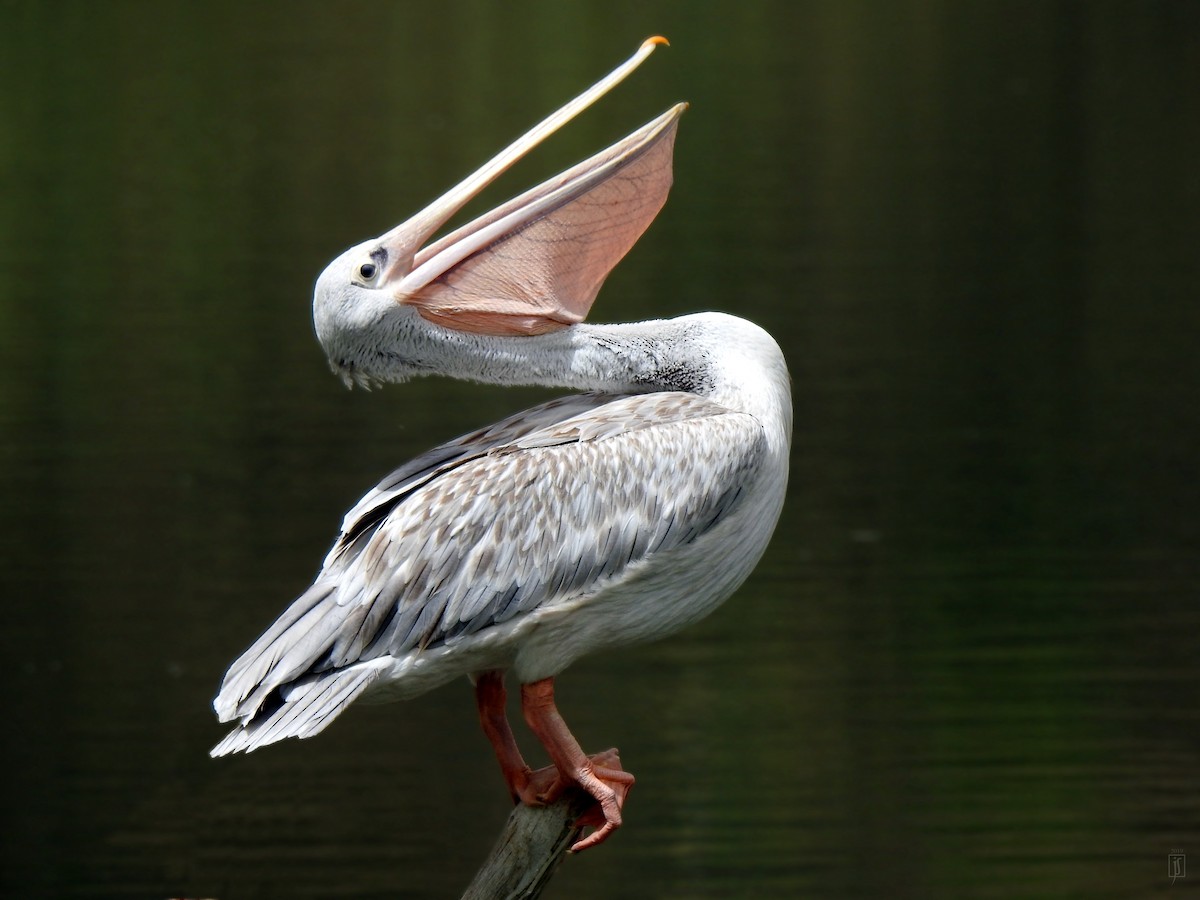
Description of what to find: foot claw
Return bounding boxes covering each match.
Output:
[570,820,619,853]
[568,748,635,852]
[512,764,564,806]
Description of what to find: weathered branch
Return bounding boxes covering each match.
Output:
[460,789,593,900]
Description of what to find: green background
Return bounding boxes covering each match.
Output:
[1,2,1197,897]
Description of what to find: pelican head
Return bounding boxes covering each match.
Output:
[311,37,683,389]
[312,239,426,388]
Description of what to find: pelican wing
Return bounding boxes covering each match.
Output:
[212,392,766,753]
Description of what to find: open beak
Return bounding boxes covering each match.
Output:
[375,36,672,285]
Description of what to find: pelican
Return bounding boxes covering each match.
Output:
[211,38,791,852]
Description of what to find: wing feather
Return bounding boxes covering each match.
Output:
[212,391,764,754]
[211,661,387,756]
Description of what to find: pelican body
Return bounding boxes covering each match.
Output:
[211,39,791,851]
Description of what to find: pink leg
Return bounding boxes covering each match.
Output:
[473,671,560,804]
[520,677,635,852]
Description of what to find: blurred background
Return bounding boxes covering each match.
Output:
[1,1,1197,897]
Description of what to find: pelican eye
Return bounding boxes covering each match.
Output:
[357,262,378,281]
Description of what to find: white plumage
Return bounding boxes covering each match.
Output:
[213,317,789,752]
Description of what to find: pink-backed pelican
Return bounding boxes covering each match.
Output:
[211,37,791,851]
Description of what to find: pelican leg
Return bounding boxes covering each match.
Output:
[520,677,635,852]
[473,671,561,804]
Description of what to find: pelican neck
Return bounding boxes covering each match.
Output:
[407,312,790,438]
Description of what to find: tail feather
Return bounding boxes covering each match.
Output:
[209,660,387,757]
[212,583,337,724]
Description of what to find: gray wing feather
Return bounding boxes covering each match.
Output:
[212,391,764,753]
[326,393,614,567]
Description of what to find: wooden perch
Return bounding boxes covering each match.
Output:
[460,788,595,900]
